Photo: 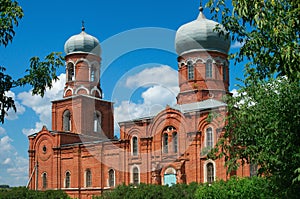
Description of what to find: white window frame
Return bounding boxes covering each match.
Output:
[108,169,115,187]
[203,159,216,183]
[205,127,214,149]
[130,165,140,185]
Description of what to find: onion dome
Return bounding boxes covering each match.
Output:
[64,25,101,56]
[175,7,230,56]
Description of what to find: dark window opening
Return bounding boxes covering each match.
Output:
[206,60,213,78]
[207,163,214,184]
[132,137,138,156]
[163,133,168,153]
[187,61,194,80]
[133,167,139,185]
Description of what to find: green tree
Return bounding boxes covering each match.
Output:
[206,0,300,197]
[97,183,199,199]
[0,187,70,199]
[195,177,279,199]
[206,0,299,81]
[0,0,64,123]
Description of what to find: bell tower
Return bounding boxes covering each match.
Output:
[63,24,102,98]
[51,25,114,139]
[175,6,231,104]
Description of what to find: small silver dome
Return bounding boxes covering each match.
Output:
[64,29,101,56]
[175,8,230,56]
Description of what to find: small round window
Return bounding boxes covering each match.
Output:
[42,145,47,153]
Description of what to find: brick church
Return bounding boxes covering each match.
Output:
[28,5,252,199]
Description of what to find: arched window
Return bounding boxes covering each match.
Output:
[85,169,92,187]
[164,167,176,186]
[206,163,214,184]
[187,61,194,80]
[132,136,138,156]
[206,60,213,78]
[65,171,71,188]
[94,111,101,132]
[42,172,47,189]
[172,132,178,153]
[63,110,71,131]
[163,133,168,153]
[206,127,213,149]
[132,167,139,185]
[90,63,98,82]
[108,169,115,187]
[67,62,74,81]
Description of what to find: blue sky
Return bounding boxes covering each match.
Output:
[0,0,244,187]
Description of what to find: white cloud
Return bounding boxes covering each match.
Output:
[0,136,13,152]
[18,73,65,134]
[126,65,178,93]
[0,126,6,135]
[114,65,179,130]
[0,135,28,186]
[5,91,26,121]
[231,88,239,97]
[6,156,28,177]
[230,88,255,107]
[114,101,148,123]
[142,85,177,106]
[231,40,245,49]
[22,122,44,136]
[2,157,12,165]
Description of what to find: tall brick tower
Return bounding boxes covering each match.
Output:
[51,25,114,138]
[175,6,231,104]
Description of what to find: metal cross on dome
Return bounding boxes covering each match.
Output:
[82,20,85,31]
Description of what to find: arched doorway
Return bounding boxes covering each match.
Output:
[163,167,176,186]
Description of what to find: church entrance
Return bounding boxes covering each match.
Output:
[163,167,176,186]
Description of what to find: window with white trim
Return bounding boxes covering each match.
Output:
[206,59,213,78]
[63,110,71,131]
[187,61,194,80]
[85,169,92,187]
[67,62,74,81]
[94,111,101,132]
[132,167,139,185]
[172,132,178,153]
[108,169,115,187]
[207,163,214,184]
[65,171,71,188]
[206,127,213,149]
[163,133,168,153]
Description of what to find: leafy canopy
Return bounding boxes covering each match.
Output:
[0,0,64,123]
[206,0,300,196]
[206,0,299,81]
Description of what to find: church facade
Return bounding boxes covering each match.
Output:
[28,6,252,199]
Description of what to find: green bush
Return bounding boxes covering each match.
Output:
[97,177,293,199]
[0,187,70,199]
[195,177,282,199]
[97,182,199,199]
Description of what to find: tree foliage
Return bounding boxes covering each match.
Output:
[195,177,282,199]
[0,0,64,123]
[206,0,300,81]
[0,187,70,199]
[206,0,300,196]
[97,183,199,199]
[0,0,23,47]
[209,76,300,196]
